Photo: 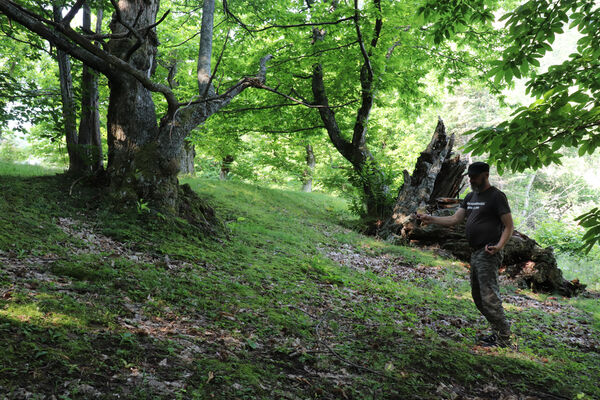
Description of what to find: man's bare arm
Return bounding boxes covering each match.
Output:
[418,208,466,227]
[486,213,514,254]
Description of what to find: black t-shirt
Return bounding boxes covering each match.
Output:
[459,186,511,249]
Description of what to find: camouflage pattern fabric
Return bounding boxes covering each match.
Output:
[470,248,511,340]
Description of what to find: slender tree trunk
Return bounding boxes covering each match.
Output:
[311,63,388,221]
[179,141,196,175]
[219,155,234,180]
[302,144,315,192]
[77,4,103,172]
[521,172,536,228]
[53,3,78,173]
[309,0,386,221]
[197,0,215,98]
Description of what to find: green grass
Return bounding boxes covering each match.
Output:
[0,160,59,176]
[1,162,599,399]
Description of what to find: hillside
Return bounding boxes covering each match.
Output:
[0,162,599,400]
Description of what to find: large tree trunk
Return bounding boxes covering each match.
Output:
[103,0,269,220]
[105,0,166,205]
[379,118,586,297]
[77,4,103,172]
[302,144,315,192]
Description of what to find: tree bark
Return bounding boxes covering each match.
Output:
[378,118,586,297]
[77,4,103,172]
[197,0,215,98]
[179,141,196,175]
[378,117,464,237]
[53,3,79,173]
[302,144,315,192]
[105,0,164,205]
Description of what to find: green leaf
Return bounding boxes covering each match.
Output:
[568,92,590,104]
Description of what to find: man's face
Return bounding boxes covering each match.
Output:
[469,172,487,193]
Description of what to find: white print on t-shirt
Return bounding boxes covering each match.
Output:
[467,201,486,210]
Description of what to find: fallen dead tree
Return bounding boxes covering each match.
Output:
[378,118,585,297]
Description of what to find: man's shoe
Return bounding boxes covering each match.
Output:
[479,335,511,348]
[477,333,511,348]
[476,333,497,345]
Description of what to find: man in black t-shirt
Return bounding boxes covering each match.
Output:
[418,162,514,347]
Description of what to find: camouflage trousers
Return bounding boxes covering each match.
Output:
[470,248,510,338]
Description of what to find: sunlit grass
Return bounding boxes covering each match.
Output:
[0,160,59,176]
[0,302,82,327]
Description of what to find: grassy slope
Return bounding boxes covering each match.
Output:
[0,161,599,399]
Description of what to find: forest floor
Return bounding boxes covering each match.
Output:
[1,161,599,400]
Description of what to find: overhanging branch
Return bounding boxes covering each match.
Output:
[0,0,179,114]
[61,0,86,26]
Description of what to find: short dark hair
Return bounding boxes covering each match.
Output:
[467,161,490,176]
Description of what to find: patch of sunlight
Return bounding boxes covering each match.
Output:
[0,303,81,327]
[479,346,553,366]
[504,304,523,312]
[452,292,472,301]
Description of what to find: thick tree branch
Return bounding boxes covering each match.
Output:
[311,63,353,161]
[350,0,383,148]
[247,16,354,32]
[0,0,109,73]
[61,0,86,26]
[167,53,274,138]
[0,0,178,114]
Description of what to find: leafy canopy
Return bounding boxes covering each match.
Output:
[465,0,600,173]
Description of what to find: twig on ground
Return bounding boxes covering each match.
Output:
[69,176,86,196]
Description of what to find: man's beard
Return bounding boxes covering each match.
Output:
[471,183,483,193]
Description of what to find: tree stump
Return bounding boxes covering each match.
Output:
[379,118,586,297]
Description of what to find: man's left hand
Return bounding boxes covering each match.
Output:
[485,244,502,255]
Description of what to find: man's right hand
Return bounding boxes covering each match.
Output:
[416,213,434,225]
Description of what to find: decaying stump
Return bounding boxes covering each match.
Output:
[378,118,586,297]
